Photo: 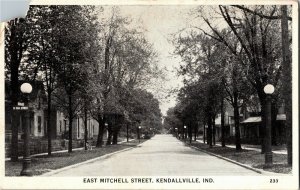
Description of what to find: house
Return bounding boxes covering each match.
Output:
[5,80,48,141]
[5,80,99,142]
[214,99,287,144]
[212,101,242,140]
[240,103,287,144]
[70,116,99,140]
[213,111,233,140]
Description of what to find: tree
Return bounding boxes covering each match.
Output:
[5,6,43,161]
[196,5,284,152]
[173,32,237,148]
[24,6,61,156]
[89,7,162,145]
[52,5,100,152]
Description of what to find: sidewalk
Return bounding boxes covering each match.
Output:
[5,139,135,161]
[5,138,142,176]
[189,139,291,174]
[196,140,287,155]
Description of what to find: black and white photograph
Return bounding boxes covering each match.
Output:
[0,0,298,189]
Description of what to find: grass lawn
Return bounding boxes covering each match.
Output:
[188,140,292,174]
[5,139,145,176]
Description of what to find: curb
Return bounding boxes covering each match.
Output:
[188,144,289,176]
[41,139,147,176]
[41,147,135,176]
[189,145,262,174]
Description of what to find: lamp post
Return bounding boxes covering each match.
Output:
[20,83,33,176]
[175,128,178,138]
[138,126,141,143]
[264,84,274,167]
[184,125,187,140]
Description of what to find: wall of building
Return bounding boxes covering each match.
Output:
[72,116,99,140]
[55,111,67,138]
[32,109,45,137]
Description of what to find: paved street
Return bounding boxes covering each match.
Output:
[46,134,259,176]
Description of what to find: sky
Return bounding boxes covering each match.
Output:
[115,5,199,116]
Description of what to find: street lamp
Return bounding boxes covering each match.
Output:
[263,84,274,167]
[138,126,141,143]
[175,128,178,138]
[150,127,153,137]
[20,83,33,176]
[184,125,187,140]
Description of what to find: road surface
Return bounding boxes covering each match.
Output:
[46,134,259,176]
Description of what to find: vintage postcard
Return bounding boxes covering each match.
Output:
[0,0,299,189]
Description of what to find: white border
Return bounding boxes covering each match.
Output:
[0,0,299,189]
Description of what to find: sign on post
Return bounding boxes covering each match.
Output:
[13,106,28,110]
[17,102,25,106]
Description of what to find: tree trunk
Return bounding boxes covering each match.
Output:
[8,20,22,161]
[194,122,197,141]
[207,114,212,147]
[233,96,242,151]
[188,124,192,144]
[126,123,129,142]
[182,125,185,140]
[203,121,206,143]
[96,114,105,147]
[232,64,241,151]
[221,96,225,147]
[10,63,20,161]
[47,92,52,156]
[112,127,119,145]
[106,123,112,145]
[68,95,73,153]
[212,117,216,145]
[84,106,88,150]
[281,5,292,166]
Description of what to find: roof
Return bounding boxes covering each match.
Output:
[241,114,286,124]
[241,117,261,123]
[276,114,286,121]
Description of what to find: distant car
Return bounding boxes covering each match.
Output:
[143,133,151,139]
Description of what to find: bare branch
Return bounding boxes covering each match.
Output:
[231,5,292,21]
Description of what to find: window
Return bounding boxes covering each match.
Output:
[38,116,42,133]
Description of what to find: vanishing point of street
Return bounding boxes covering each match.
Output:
[46,135,258,176]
